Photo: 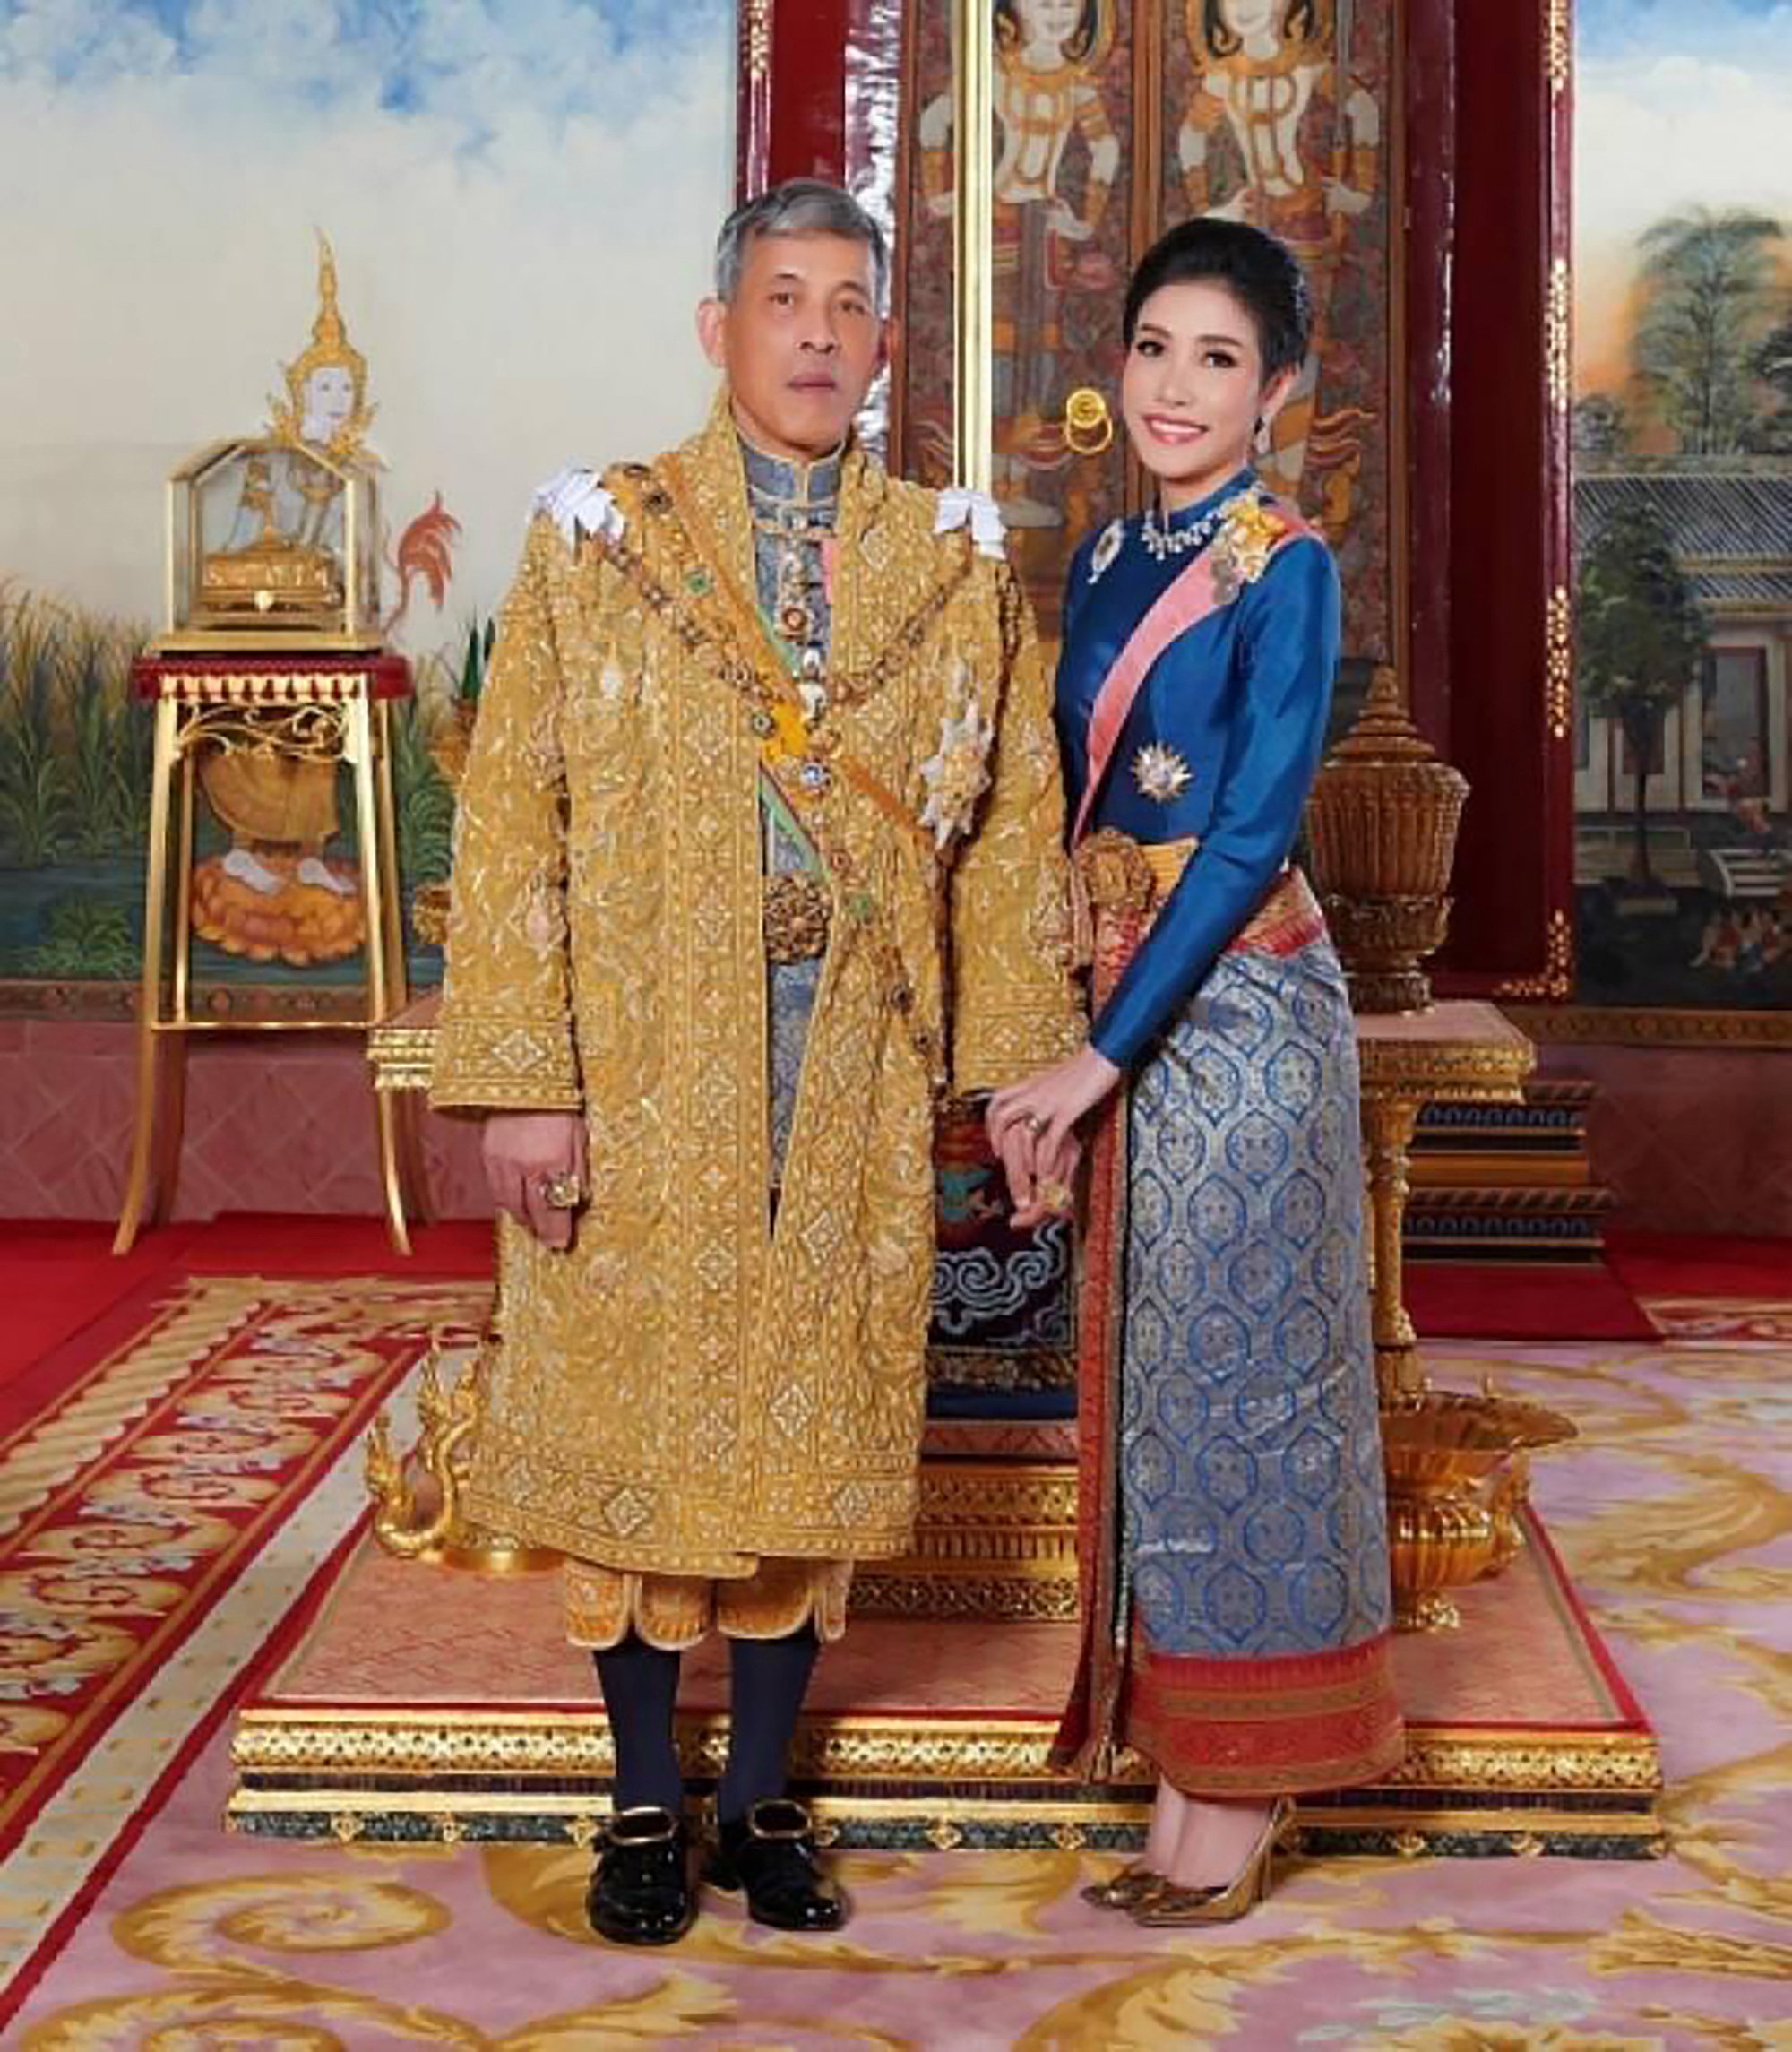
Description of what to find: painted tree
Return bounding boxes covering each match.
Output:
[1750,314,1792,453]
[1628,208,1785,454]
[1572,392,1631,457]
[1577,499,1707,892]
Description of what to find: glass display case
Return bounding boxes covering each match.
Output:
[161,435,381,649]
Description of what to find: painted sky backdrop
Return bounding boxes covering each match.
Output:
[1575,0,1792,397]
[0,0,734,640]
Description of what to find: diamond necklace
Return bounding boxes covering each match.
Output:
[1140,484,1256,564]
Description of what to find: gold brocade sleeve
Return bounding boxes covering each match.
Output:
[948,567,1085,1092]
[430,516,582,1112]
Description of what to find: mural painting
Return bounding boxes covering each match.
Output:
[1572,0,1792,1011]
[0,0,734,1002]
[898,0,1394,665]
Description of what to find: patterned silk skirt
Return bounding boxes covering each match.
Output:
[1057,854,1404,1795]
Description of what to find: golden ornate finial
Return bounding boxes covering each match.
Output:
[268,230,378,461]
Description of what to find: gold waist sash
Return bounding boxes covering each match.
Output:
[1073,830,1320,957]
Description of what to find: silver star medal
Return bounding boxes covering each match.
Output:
[1132,742,1193,805]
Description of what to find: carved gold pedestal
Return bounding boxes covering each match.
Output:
[115,654,426,1256]
[1357,1004,1537,1396]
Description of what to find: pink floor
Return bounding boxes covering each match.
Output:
[9,1324,1789,2046]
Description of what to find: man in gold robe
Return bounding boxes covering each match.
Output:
[432,180,1081,1945]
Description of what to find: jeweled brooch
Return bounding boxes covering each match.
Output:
[1089,518,1124,584]
[1132,742,1193,805]
[918,701,995,850]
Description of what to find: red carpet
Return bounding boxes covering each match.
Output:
[1405,1258,1656,1341]
[1605,1228,1792,1302]
[0,1214,492,1398]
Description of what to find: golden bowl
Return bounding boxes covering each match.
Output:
[1380,1384,1575,1631]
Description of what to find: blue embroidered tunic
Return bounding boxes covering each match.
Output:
[1055,468,1341,1068]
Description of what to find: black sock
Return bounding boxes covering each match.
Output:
[719,1625,821,1825]
[593,1635,684,1815]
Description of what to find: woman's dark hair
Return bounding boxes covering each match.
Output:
[995,0,1102,64]
[1122,216,1312,382]
[1202,0,1319,60]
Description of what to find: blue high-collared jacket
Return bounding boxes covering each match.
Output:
[1055,467,1342,1068]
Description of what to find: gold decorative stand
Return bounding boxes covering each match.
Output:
[1357,1004,1537,1395]
[114,653,426,1254]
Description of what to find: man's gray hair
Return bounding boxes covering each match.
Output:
[714,178,889,309]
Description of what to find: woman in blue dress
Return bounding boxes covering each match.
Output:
[991,217,1402,1925]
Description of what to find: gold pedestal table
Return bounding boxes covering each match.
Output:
[115,651,427,1255]
[1357,1002,1536,1396]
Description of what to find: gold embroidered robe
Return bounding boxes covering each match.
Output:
[431,401,1082,1577]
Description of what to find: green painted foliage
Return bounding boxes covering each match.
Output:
[0,584,151,866]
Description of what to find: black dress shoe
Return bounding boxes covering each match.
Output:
[587,1805,696,1946]
[707,1798,848,1931]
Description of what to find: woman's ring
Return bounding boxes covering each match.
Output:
[536,1171,584,1210]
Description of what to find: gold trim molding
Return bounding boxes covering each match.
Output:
[1546,256,1572,418]
[234,1707,1661,1795]
[1546,585,1572,741]
[744,0,770,82]
[1546,0,1571,97]
[1495,909,1574,1002]
[1508,1002,1792,1050]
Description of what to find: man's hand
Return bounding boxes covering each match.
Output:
[482,1110,588,1251]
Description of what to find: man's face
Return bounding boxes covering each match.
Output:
[697,231,883,461]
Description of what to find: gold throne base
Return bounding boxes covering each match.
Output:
[231,1441,1660,1862]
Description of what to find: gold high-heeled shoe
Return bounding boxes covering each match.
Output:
[1080,1861,1176,1910]
[1128,1798,1295,1928]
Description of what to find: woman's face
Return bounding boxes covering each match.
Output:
[1015,0,1086,47]
[302,366,356,441]
[1121,277,1291,511]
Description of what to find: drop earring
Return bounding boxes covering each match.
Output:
[1253,415,1272,457]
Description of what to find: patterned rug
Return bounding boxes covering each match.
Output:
[4,1309,1789,2042]
[0,1274,491,2020]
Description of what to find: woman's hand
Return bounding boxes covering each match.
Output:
[986,1045,1122,1226]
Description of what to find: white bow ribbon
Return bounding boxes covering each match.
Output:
[933,486,1007,561]
[532,468,625,550]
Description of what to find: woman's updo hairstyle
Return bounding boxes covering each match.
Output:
[1122,216,1312,384]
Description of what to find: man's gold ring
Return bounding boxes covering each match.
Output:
[536,1171,584,1211]
[1036,1177,1074,1212]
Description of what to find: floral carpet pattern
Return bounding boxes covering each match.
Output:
[4,1309,1790,2046]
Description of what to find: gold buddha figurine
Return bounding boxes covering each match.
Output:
[197,236,375,625]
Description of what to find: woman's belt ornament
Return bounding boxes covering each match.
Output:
[1073,829,1323,962]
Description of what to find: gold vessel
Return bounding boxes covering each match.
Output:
[1380,1383,1576,1631]
[1305,667,1470,1012]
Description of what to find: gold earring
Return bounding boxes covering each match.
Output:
[1064,387,1116,457]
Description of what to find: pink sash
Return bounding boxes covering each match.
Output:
[1069,504,1314,847]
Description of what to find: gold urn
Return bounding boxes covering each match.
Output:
[1380,1383,1576,1631]
[1305,667,1469,1012]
